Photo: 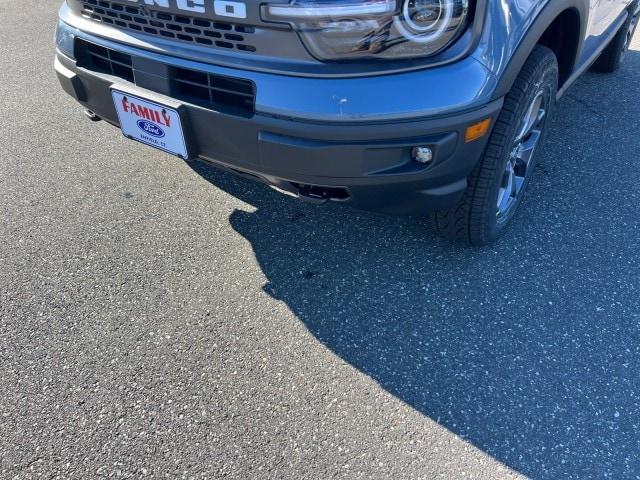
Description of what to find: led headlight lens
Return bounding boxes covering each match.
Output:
[404,0,444,32]
[263,0,470,61]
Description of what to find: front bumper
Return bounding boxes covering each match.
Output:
[55,19,503,215]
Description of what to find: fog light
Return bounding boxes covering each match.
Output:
[412,146,434,164]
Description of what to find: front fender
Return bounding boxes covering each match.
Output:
[472,0,589,99]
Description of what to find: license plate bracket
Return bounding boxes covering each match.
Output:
[111,90,190,159]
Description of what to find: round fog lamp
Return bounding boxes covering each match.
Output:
[412,146,434,164]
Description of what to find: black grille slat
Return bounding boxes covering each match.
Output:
[77,40,135,82]
[173,67,255,117]
[79,0,256,53]
[174,79,253,100]
[75,39,256,117]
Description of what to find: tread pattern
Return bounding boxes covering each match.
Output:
[432,45,559,245]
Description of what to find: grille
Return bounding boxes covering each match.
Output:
[79,0,258,53]
[75,39,256,117]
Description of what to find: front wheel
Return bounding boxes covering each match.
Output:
[431,45,558,245]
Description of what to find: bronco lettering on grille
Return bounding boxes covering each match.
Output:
[120,0,247,18]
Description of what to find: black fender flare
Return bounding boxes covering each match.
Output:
[492,0,590,99]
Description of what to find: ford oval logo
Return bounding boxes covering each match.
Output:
[137,119,165,138]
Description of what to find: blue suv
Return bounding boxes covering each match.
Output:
[55,0,639,244]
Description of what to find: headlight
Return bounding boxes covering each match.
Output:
[262,0,470,61]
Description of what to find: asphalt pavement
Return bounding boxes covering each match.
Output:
[1,2,640,478]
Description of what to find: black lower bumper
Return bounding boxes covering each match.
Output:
[55,50,503,215]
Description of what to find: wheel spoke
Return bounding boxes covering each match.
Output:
[515,94,543,142]
[497,187,511,213]
[514,173,526,193]
[497,187,508,213]
[497,165,515,214]
[516,129,542,166]
[497,87,549,218]
[510,168,518,198]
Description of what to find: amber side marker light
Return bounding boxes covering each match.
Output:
[465,118,492,143]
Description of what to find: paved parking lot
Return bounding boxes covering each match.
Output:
[1,2,640,478]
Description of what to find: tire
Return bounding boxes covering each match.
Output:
[431,45,558,245]
[592,3,639,73]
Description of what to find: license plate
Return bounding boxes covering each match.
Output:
[111,90,189,159]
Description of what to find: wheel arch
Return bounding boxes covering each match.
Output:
[492,0,589,100]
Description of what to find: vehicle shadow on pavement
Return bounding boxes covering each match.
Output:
[186,50,640,479]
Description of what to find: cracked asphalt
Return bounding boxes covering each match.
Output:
[1,2,639,479]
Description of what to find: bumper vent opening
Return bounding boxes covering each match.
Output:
[173,67,256,117]
[79,0,258,53]
[75,39,256,118]
[76,39,134,82]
